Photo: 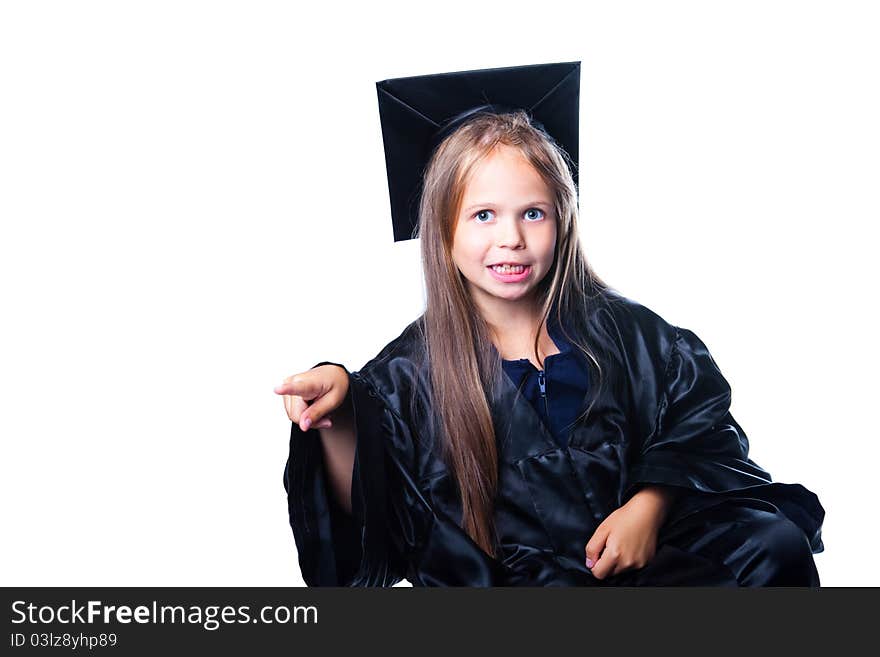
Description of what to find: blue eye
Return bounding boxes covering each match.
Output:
[525,208,545,221]
[475,209,494,223]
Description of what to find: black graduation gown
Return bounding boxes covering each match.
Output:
[283,291,825,586]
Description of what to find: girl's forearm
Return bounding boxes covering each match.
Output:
[318,392,356,515]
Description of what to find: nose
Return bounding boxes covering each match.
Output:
[495,213,526,248]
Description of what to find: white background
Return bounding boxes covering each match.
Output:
[1,0,877,586]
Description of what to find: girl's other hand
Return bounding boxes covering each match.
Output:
[274,364,350,432]
[584,490,669,580]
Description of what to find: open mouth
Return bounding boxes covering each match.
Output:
[489,264,528,274]
[487,264,532,282]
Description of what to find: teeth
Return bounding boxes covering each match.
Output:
[492,264,525,274]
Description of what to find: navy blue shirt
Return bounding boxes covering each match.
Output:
[500,313,590,448]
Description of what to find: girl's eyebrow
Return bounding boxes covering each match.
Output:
[463,200,553,212]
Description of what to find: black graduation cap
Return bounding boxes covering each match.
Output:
[375,61,581,242]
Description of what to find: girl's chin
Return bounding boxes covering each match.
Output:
[477,286,534,303]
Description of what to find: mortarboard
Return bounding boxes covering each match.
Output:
[375,61,581,242]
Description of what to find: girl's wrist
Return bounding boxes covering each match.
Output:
[626,485,677,527]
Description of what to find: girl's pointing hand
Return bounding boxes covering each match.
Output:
[274,364,350,433]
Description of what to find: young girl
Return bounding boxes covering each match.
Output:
[275,65,824,587]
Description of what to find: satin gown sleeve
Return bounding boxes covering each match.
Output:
[622,327,825,552]
[283,360,423,586]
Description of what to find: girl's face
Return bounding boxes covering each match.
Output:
[451,144,557,315]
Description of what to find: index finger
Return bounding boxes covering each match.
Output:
[274,374,321,400]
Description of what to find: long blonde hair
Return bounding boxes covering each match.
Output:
[414,110,613,556]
